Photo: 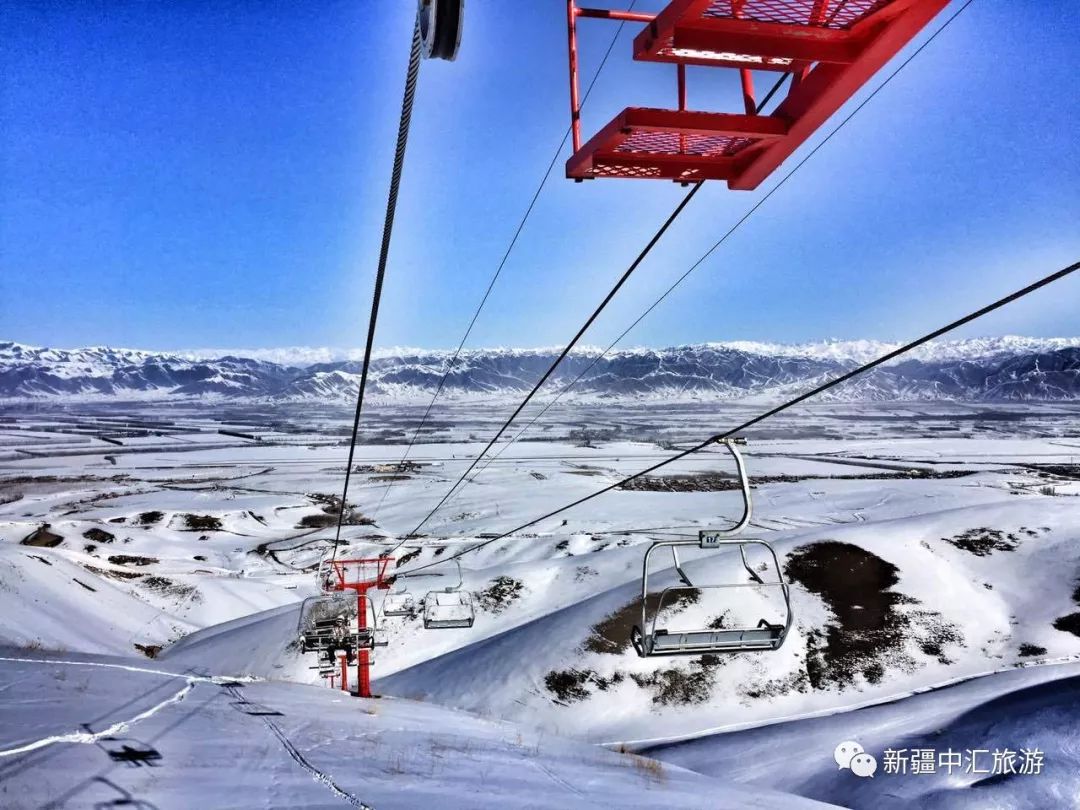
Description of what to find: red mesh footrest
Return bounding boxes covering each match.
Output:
[566,107,787,182]
[634,0,903,69]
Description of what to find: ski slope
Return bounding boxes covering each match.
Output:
[646,661,1080,809]
[0,651,834,809]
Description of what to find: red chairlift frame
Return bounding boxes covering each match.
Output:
[565,0,949,188]
[322,556,392,698]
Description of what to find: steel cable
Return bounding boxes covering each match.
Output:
[331,14,423,560]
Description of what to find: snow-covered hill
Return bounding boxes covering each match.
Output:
[646,662,1080,809]
[3,337,1079,401]
[0,652,833,809]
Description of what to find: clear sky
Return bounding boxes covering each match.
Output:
[1,1,1077,353]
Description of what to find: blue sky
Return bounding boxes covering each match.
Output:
[1,1,1077,352]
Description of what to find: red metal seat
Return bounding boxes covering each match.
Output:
[565,0,949,189]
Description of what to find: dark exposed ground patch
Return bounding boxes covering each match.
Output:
[630,655,725,706]
[584,590,700,655]
[84,564,142,580]
[1053,573,1080,639]
[1020,463,1080,481]
[83,527,115,543]
[182,514,223,531]
[296,510,374,529]
[141,575,199,601]
[20,525,63,547]
[295,512,336,528]
[738,668,811,702]
[1018,643,1047,657]
[785,541,964,691]
[475,576,524,614]
[544,669,593,703]
[295,493,375,529]
[72,578,96,592]
[137,511,164,525]
[618,469,976,492]
[543,668,625,703]
[1053,614,1080,638]
[134,643,162,659]
[396,548,421,568]
[945,527,1020,556]
[108,554,158,567]
[353,461,425,476]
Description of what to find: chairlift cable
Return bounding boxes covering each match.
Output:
[331,13,424,562]
[443,74,796,505]
[372,2,641,525]
[403,181,704,540]
[397,256,1080,576]
[428,0,975,516]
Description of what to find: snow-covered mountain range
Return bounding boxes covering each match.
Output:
[2,337,1078,401]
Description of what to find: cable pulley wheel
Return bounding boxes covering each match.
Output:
[418,0,463,61]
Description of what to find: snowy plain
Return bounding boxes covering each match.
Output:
[1,399,1079,808]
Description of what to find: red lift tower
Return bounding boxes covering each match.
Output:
[565,0,949,187]
[322,556,392,698]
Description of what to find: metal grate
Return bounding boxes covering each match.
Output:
[649,32,796,68]
[616,130,755,158]
[702,0,896,30]
[589,162,665,178]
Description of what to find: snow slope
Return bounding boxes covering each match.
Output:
[0,651,835,809]
[646,661,1080,809]
[373,495,1080,743]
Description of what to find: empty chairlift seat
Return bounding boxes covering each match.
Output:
[382,588,418,617]
[630,438,793,656]
[423,590,475,629]
[631,537,792,656]
[418,557,475,630]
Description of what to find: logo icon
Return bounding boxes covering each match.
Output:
[835,741,877,778]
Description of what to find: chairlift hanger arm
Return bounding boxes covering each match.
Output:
[670,437,752,585]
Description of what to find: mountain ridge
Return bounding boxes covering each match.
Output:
[2,338,1079,402]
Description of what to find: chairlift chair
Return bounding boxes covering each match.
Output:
[297,593,356,653]
[631,439,793,657]
[357,594,390,649]
[382,582,418,617]
[422,559,475,629]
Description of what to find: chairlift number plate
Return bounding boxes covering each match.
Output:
[699,530,728,549]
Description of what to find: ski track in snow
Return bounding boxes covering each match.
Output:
[225,684,373,809]
[0,655,376,809]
